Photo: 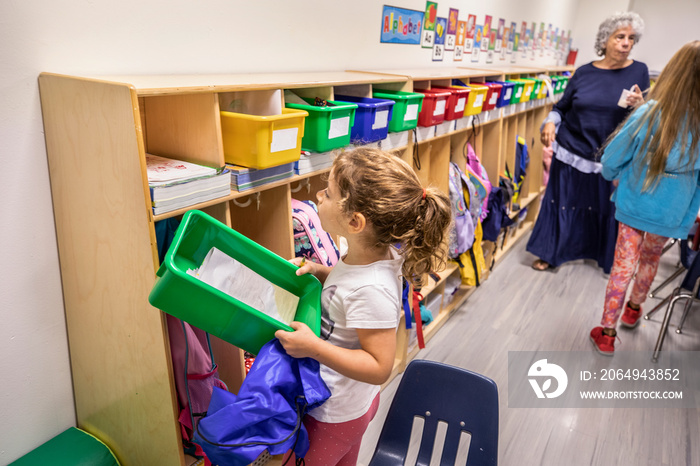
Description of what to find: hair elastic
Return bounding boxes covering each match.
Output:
[422,188,427,200]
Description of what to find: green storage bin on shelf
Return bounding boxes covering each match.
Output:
[372,89,425,132]
[524,78,545,99]
[507,80,525,104]
[285,98,357,152]
[148,210,322,355]
[551,76,562,93]
[559,75,570,93]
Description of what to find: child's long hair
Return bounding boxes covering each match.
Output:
[332,148,452,287]
[613,41,700,190]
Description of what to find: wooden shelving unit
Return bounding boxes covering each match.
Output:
[38,65,572,466]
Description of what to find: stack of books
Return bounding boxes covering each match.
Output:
[294,151,336,176]
[146,154,230,215]
[227,162,295,192]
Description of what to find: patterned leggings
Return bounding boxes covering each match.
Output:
[601,223,668,328]
[284,393,380,466]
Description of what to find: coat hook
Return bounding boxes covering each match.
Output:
[290,178,310,193]
[232,192,261,210]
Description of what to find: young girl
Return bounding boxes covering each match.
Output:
[275,147,451,464]
[591,41,700,355]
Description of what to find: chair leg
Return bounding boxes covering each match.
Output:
[648,266,685,299]
[675,279,700,334]
[652,291,689,362]
[644,292,674,320]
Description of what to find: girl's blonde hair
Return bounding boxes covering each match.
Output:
[625,40,700,190]
[332,148,452,287]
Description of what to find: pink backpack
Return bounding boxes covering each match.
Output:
[292,198,340,267]
[167,315,228,465]
[464,143,492,221]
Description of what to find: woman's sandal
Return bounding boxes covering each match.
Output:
[531,259,553,271]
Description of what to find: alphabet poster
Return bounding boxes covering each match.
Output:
[433,17,446,60]
[421,2,438,48]
[445,8,459,51]
[380,6,423,44]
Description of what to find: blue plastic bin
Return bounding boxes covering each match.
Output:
[334,95,395,144]
[490,81,515,108]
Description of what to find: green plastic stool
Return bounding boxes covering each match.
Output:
[11,427,120,466]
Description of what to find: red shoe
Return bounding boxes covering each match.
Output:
[590,327,615,356]
[620,302,642,328]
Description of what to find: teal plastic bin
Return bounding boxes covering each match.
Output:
[148,210,322,354]
[372,89,425,132]
[285,98,357,152]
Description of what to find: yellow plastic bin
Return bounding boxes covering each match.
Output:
[463,84,489,115]
[220,108,308,170]
[148,210,322,355]
[513,79,535,103]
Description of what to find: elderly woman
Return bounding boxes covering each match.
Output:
[527,12,649,272]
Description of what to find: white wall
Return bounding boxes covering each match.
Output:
[0,0,583,462]
[630,0,700,73]
[569,0,697,72]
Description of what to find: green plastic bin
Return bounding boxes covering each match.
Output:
[507,80,525,104]
[372,89,425,132]
[559,75,570,93]
[148,210,322,355]
[285,98,357,152]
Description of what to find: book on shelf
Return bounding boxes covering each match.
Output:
[227,162,295,192]
[146,154,231,215]
[294,151,336,175]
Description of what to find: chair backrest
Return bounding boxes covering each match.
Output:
[369,359,499,466]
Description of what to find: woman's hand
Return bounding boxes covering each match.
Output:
[275,321,321,359]
[541,121,556,147]
[626,84,644,107]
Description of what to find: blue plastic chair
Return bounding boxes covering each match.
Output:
[368,359,499,466]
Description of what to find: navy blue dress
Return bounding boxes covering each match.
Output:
[527,61,650,273]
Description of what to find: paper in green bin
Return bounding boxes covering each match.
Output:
[188,246,299,325]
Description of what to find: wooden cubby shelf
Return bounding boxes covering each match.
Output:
[38,64,572,466]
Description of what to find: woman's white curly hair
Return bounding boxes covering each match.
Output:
[595,11,644,56]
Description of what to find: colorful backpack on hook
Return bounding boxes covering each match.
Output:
[464,143,492,221]
[447,162,475,259]
[292,198,340,267]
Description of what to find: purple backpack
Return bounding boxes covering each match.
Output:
[292,198,340,267]
[448,162,475,259]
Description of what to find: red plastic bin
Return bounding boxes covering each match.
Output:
[430,86,471,120]
[414,88,452,127]
[481,82,502,111]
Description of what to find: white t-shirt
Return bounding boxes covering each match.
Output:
[308,247,403,423]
